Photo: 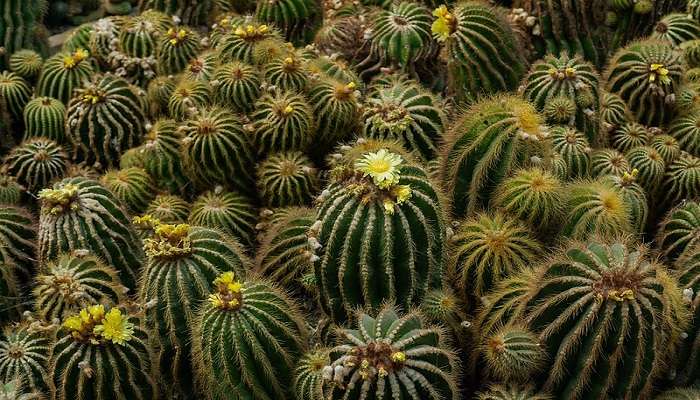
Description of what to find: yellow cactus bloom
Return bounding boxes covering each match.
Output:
[393,185,412,204]
[133,214,160,228]
[383,199,396,215]
[346,81,357,90]
[391,351,406,363]
[354,149,403,188]
[649,63,671,85]
[88,304,105,321]
[258,25,269,34]
[431,5,454,42]
[283,105,294,115]
[155,223,190,241]
[209,272,244,310]
[177,29,187,39]
[94,308,135,345]
[63,315,84,332]
[234,27,246,36]
[73,48,89,62]
[213,271,242,293]
[62,55,76,69]
[283,57,294,65]
[565,67,576,78]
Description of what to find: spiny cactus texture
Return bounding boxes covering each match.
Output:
[668,111,700,157]
[22,97,66,142]
[140,223,250,399]
[157,26,202,75]
[252,90,314,155]
[135,119,188,195]
[145,194,190,223]
[0,0,48,70]
[0,205,36,282]
[294,348,331,400]
[0,325,50,394]
[145,75,176,117]
[255,0,321,44]
[626,145,666,193]
[307,76,359,152]
[598,91,628,134]
[257,151,319,207]
[50,305,157,400]
[322,305,459,400]
[36,50,94,105]
[652,13,700,46]
[313,149,446,322]
[611,122,650,153]
[169,77,213,121]
[590,148,630,178]
[263,48,310,93]
[480,325,545,383]
[2,138,69,193]
[439,96,550,218]
[549,126,591,179]
[476,384,551,400]
[8,50,43,81]
[654,388,700,400]
[37,177,144,290]
[657,200,700,263]
[661,152,700,207]
[0,175,23,205]
[602,172,649,234]
[212,60,261,112]
[101,167,156,214]
[192,272,308,399]
[216,22,283,64]
[0,72,32,122]
[188,189,257,249]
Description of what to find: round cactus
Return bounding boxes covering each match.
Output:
[598,91,628,134]
[294,348,331,400]
[145,75,176,117]
[550,126,591,179]
[476,385,552,400]
[601,172,649,234]
[22,97,66,142]
[156,26,202,75]
[139,119,189,195]
[611,122,650,153]
[674,243,700,386]
[140,223,250,400]
[139,0,213,25]
[181,106,255,192]
[36,49,94,104]
[0,205,36,282]
[33,251,124,322]
[192,272,308,399]
[0,324,50,394]
[657,200,700,263]
[2,138,69,193]
[314,14,363,60]
[0,174,23,205]
[420,288,468,343]
[188,189,257,250]
[167,77,211,120]
[89,17,124,67]
[182,50,218,83]
[257,151,319,208]
[61,24,93,54]
[252,90,314,155]
[481,325,546,383]
[651,13,700,47]
[604,39,683,126]
[651,134,681,164]
[655,388,700,400]
[682,39,700,68]
[145,194,190,223]
[9,49,43,81]
[560,179,634,240]
[37,177,144,290]
[100,167,156,214]
[667,111,700,156]
[50,305,157,400]
[65,74,145,169]
[439,96,550,218]
[590,148,630,178]
[626,145,666,193]
[0,71,32,121]
[262,48,309,93]
[118,13,162,59]
[661,151,700,207]
[541,96,577,125]
[322,305,459,400]
[307,77,360,152]
[255,0,321,44]
[211,61,262,112]
[216,22,283,64]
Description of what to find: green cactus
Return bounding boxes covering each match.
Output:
[541,96,577,126]
[651,13,700,47]
[50,305,157,400]
[654,388,700,400]
[181,50,218,83]
[252,90,314,155]
[119,147,146,170]
[549,126,591,179]
[476,384,552,400]
[661,151,700,207]
[192,271,308,400]
[308,55,362,87]
[145,194,190,223]
[167,77,211,120]
[361,78,445,161]
[257,151,319,208]
[611,122,650,153]
[33,251,124,322]
[0,0,48,70]
[188,189,257,249]
[0,262,21,321]
[255,0,321,44]
[294,348,331,400]
[8,50,43,81]
[140,223,250,400]
[140,0,214,26]
[2,138,69,193]
[313,149,445,322]
[598,91,629,135]
[156,26,202,75]
[0,205,36,282]
[657,200,700,263]
[0,175,23,205]
[590,148,630,178]
[37,177,144,290]
[65,74,145,169]
[439,96,550,218]
[211,61,262,112]
[625,145,666,193]
[262,48,309,92]
[314,13,363,60]
[420,288,468,345]
[683,39,700,67]
[216,22,283,64]
[22,97,66,143]
[449,212,542,302]
[521,54,599,143]
[139,119,189,195]
[181,106,255,192]
[0,72,31,123]
[601,172,649,234]
[651,134,681,164]
[674,244,700,386]
[435,2,527,103]
[322,305,459,400]
[145,75,176,118]
[481,325,546,383]
[307,77,360,152]
[668,110,700,157]
[0,324,50,394]
[36,50,94,105]
[89,17,124,68]
[101,167,156,214]
[691,0,700,22]
[118,14,163,60]
[604,39,683,126]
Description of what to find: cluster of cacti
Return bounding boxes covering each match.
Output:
[2,1,700,399]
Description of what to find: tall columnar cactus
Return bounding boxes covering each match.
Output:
[65,74,145,169]
[480,325,546,383]
[101,167,156,214]
[661,151,700,207]
[657,200,700,263]
[0,205,36,282]
[181,106,255,192]
[294,348,331,400]
[36,50,94,105]
[321,306,459,400]
[156,26,202,75]
[9,50,44,81]
[611,122,650,153]
[313,149,446,322]
[307,77,360,152]
[449,212,542,303]
[521,54,600,143]
[651,134,681,164]
[211,61,262,112]
[252,90,314,155]
[37,177,144,290]
[667,111,700,156]
[145,75,176,117]
[138,119,189,195]
[50,305,157,400]
[192,272,308,399]
[188,189,257,250]
[432,2,527,103]
[216,22,283,63]
[439,96,550,218]
[590,148,630,178]
[140,0,214,26]
[361,79,445,161]
[651,13,700,47]
[549,126,591,179]
[604,39,683,126]
[0,324,50,394]
[476,384,552,400]
[167,78,212,120]
[22,97,66,142]
[0,72,32,122]
[140,223,250,400]
[33,251,124,321]
[2,138,69,193]
[626,146,666,193]
[0,0,48,69]
[257,151,319,208]
[255,0,321,44]
[145,194,190,223]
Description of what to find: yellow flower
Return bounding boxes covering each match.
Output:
[63,55,76,69]
[346,81,356,90]
[649,63,671,85]
[283,57,294,65]
[73,48,89,62]
[354,149,403,188]
[169,38,178,45]
[391,351,406,363]
[155,223,190,241]
[177,29,187,39]
[234,27,245,36]
[383,200,395,215]
[133,214,160,228]
[393,185,412,204]
[94,308,134,345]
[565,67,576,78]
[431,5,454,42]
[258,25,269,34]
[283,105,294,115]
[63,315,84,331]
[88,304,105,321]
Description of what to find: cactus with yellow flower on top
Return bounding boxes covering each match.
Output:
[156,26,202,75]
[36,49,94,104]
[251,90,314,155]
[49,304,157,400]
[192,271,308,399]
[216,22,283,64]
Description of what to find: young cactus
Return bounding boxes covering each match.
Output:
[476,384,551,400]
[667,110,700,156]
[294,348,332,400]
[625,146,666,193]
[611,122,651,153]
[192,271,308,399]
[651,13,700,47]
[9,50,43,81]
[138,119,189,195]
[263,48,309,93]
[549,126,591,179]
[100,167,156,215]
[145,194,190,223]
[188,189,257,250]
[481,325,546,383]
[651,134,682,164]
[216,22,283,64]
[307,77,360,153]
[257,151,319,208]
[0,324,50,394]
[661,151,700,207]
[145,75,176,117]
[657,200,700,263]
[0,175,23,205]
[211,61,262,112]
[255,0,322,44]
[251,90,314,155]
[0,72,32,121]
[156,26,202,75]
[590,148,630,178]
[598,91,629,134]
[2,138,69,193]
[560,179,634,240]
[36,49,94,104]
[22,97,66,142]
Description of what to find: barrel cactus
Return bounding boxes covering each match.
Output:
[0,324,50,394]
[211,61,262,112]
[667,110,700,156]
[651,134,681,164]
[661,152,700,207]
[145,75,176,117]
[252,90,314,155]
[262,48,309,93]
[255,0,321,44]
[188,189,257,250]
[0,205,36,282]
[476,385,551,400]
[657,200,700,263]
[156,26,202,75]
[307,77,360,152]
[100,167,156,214]
[257,151,319,208]
[8,50,43,81]
[294,348,331,400]
[145,194,190,223]
[598,91,629,134]
[216,22,283,64]
[611,122,650,154]
[655,388,700,400]
[626,145,666,193]
[139,119,189,195]
[139,0,213,25]
[0,0,47,70]
[549,126,591,179]
[480,324,546,383]
[2,138,69,193]
[22,97,66,142]
[0,175,23,205]
[36,49,94,104]
[0,72,32,122]
[590,148,630,178]
[651,13,700,47]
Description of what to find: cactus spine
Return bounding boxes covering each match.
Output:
[2,138,69,193]
[257,151,319,208]
[36,50,94,105]
[22,97,66,142]
[0,325,50,394]
[188,189,257,249]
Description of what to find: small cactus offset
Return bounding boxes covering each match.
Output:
[36,50,94,105]
[216,21,282,64]
[480,325,546,383]
[598,91,629,135]
[192,271,308,399]
[169,76,212,119]
[650,134,681,164]
[0,324,50,394]
[145,75,176,117]
[255,0,322,44]
[262,48,310,93]
[0,0,48,69]
[138,119,189,194]
[140,0,214,26]
[294,348,332,400]
[667,111,700,157]
[0,174,23,204]
[257,151,320,208]
[101,167,156,214]
[2,138,69,193]
[145,194,190,223]
[22,97,66,142]
[8,50,44,82]
[601,172,649,234]
[590,148,630,178]
[476,384,552,400]
[549,126,591,179]
[0,71,32,125]
[307,77,360,153]
[626,145,666,193]
[611,122,651,153]
[188,189,257,249]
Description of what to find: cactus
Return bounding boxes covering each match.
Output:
[262,47,310,92]
[667,111,700,156]
[50,305,157,400]
[476,384,551,400]
[252,90,314,155]
[521,54,599,143]
[674,244,700,386]
[36,50,94,105]
[139,0,213,26]
[420,288,468,345]
[65,74,145,169]
[192,271,308,399]
[255,0,321,44]
[257,151,319,208]
[307,77,360,153]
[626,146,666,193]
[683,39,700,68]
[655,388,700,400]
[0,325,50,394]
[313,149,446,322]
[145,75,176,117]
[661,152,700,207]
[0,262,21,321]
[651,13,700,47]
[9,50,43,81]
[434,2,527,103]
[560,179,634,240]
[61,24,94,54]
[0,175,23,205]
[0,72,32,122]
[439,96,550,218]
[604,39,683,126]
[481,325,546,383]
[651,134,681,164]
[182,50,218,83]
[294,348,331,400]
[156,26,202,75]
[549,126,591,179]
[140,223,250,400]
[361,79,445,161]
[89,17,125,68]
[22,97,66,142]
[211,61,262,112]
[118,13,163,60]
[0,205,36,283]
[321,305,459,400]
[37,177,144,290]
[657,200,700,263]
[139,119,189,195]
[601,172,649,234]
[145,194,190,223]
[216,22,283,64]
[33,251,124,321]
[2,138,69,193]
[182,106,255,192]
[188,189,257,249]
[449,212,542,302]
[100,167,156,214]
[590,148,630,178]
[167,77,211,120]
[598,91,629,135]
[611,122,650,153]
[0,0,48,70]
[119,147,145,169]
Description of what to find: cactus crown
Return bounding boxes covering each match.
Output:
[234,23,270,41]
[165,27,190,46]
[207,272,243,310]
[61,49,89,70]
[62,305,134,346]
[431,5,456,41]
[143,223,192,258]
[37,184,79,215]
[132,214,161,231]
